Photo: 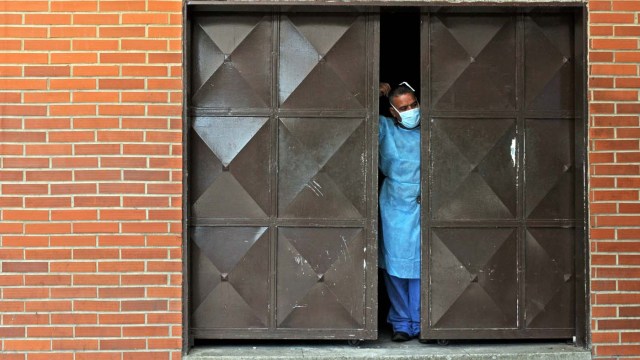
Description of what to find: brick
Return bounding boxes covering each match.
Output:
[99,105,146,116]
[25,248,72,259]
[24,92,71,103]
[4,287,49,299]
[25,118,71,130]
[100,209,146,220]
[121,300,167,312]
[51,52,98,64]
[53,340,99,351]
[25,223,72,235]
[26,170,73,181]
[51,210,98,221]
[590,12,636,24]
[74,66,120,77]
[0,53,49,64]
[73,248,119,259]
[73,222,120,234]
[616,78,640,89]
[73,14,119,25]
[51,287,97,299]
[123,196,169,207]
[3,314,48,325]
[619,104,640,114]
[25,274,72,286]
[50,235,96,247]
[122,39,168,51]
[102,157,148,168]
[100,26,146,38]
[0,327,25,337]
[75,327,121,338]
[4,340,50,351]
[122,13,169,24]
[50,262,96,273]
[25,302,72,312]
[100,0,146,11]
[25,197,72,208]
[54,158,102,171]
[591,38,638,50]
[100,339,146,351]
[3,210,49,221]
[49,131,95,142]
[74,91,119,103]
[51,313,98,325]
[51,1,98,12]
[75,196,121,207]
[50,26,97,38]
[124,353,169,360]
[100,52,147,64]
[74,300,120,312]
[2,262,48,273]
[616,26,640,37]
[99,314,145,325]
[73,117,119,129]
[98,261,145,272]
[26,144,73,156]
[74,274,119,285]
[50,104,97,116]
[99,287,145,298]
[51,184,98,195]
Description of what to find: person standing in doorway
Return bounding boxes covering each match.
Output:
[378,82,421,342]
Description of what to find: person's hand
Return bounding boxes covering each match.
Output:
[379,82,391,97]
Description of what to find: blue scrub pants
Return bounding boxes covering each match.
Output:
[383,271,420,337]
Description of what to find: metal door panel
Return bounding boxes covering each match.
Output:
[191,14,272,108]
[278,117,366,219]
[276,227,365,329]
[525,228,575,329]
[190,116,270,219]
[430,118,517,220]
[525,15,574,112]
[525,119,575,220]
[191,227,270,329]
[279,14,366,109]
[430,228,517,329]
[430,14,516,111]
[422,11,584,340]
[188,10,377,340]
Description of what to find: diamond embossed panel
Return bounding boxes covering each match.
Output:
[189,10,377,340]
[190,117,270,219]
[277,227,365,329]
[278,117,366,219]
[191,227,269,329]
[279,14,366,109]
[430,118,517,220]
[430,228,517,329]
[422,11,583,341]
[525,15,574,112]
[525,228,575,329]
[430,15,516,111]
[191,14,272,108]
[525,119,575,220]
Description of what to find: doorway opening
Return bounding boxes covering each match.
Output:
[377,7,421,338]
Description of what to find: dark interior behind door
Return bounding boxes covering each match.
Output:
[421,9,586,340]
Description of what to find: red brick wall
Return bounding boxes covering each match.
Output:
[589,0,640,358]
[0,1,184,359]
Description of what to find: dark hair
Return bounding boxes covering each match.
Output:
[388,85,416,106]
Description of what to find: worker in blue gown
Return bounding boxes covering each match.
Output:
[378,82,421,342]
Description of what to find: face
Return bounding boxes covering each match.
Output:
[389,93,419,121]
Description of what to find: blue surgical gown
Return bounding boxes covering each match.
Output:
[379,115,421,279]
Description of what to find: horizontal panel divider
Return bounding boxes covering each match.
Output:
[190,108,368,118]
[429,220,580,227]
[190,218,367,227]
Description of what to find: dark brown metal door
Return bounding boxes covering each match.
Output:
[420,10,586,340]
[187,9,379,340]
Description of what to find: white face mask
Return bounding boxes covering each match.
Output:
[391,104,421,129]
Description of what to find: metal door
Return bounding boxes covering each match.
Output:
[187,8,379,340]
[420,10,587,340]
